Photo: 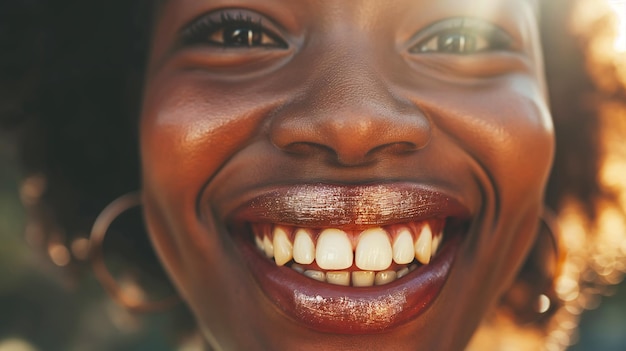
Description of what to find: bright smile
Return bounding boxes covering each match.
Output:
[227,183,471,334]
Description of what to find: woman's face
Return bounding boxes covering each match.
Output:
[140,0,553,349]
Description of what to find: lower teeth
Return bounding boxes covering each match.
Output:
[291,263,418,287]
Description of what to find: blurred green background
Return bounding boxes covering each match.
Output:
[1,131,625,351]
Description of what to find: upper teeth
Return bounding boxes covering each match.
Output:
[252,220,445,286]
[355,228,392,271]
[293,229,315,264]
[317,228,354,270]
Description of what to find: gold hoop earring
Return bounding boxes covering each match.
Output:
[534,208,564,319]
[500,207,563,325]
[89,192,179,313]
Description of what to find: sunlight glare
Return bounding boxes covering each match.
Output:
[609,0,626,52]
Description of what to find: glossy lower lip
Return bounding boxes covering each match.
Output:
[226,183,471,334]
[238,234,460,334]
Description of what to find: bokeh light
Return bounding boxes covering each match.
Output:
[609,0,626,51]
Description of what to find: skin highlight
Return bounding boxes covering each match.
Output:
[140,0,554,349]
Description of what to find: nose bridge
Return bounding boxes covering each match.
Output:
[311,49,389,112]
[270,41,431,166]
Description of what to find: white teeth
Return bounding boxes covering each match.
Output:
[304,270,326,282]
[254,220,449,286]
[263,236,274,258]
[392,227,415,264]
[273,226,293,266]
[255,235,264,251]
[303,269,407,286]
[293,229,315,264]
[414,224,433,264]
[432,232,442,256]
[355,228,392,271]
[352,271,375,287]
[316,229,353,270]
[291,263,305,273]
[326,271,350,286]
[396,267,410,278]
[375,271,397,286]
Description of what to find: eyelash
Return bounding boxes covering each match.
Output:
[411,20,513,55]
[179,13,511,56]
[180,11,288,49]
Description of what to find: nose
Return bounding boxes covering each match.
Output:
[270,63,431,166]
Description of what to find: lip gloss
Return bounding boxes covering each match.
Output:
[231,183,470,228]
[229,182,471,333]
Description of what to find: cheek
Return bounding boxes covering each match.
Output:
[423,79,554,202]
[138,77,287,331]
[139,74,283,208]
[143,85,242,186]
[480,91,554,203]
[138,77,269,285]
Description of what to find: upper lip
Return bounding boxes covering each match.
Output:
[228,182,471,229]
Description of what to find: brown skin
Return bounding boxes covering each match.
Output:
[140,0,553,350]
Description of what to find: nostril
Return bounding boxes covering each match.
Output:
[281,142,380,167]
[269,88,432,166]
[271,116,431,166]
[368,142,421,157]
[280,142,335,157]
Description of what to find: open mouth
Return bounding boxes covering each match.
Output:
[227,183,471,334]
[251,219,447,287]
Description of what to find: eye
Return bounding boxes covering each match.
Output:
[180,10,288,49]
[410,18,512,55]
[417,31,489,54]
